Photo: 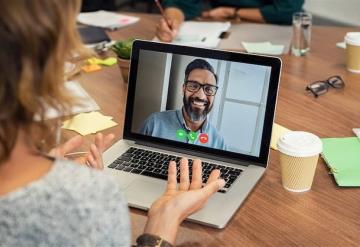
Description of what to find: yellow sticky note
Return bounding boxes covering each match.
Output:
[270,123,291,150]
[62,111,117,136]
[100,57,117,66]
[87,57,117,66]
[81,64,102,73]
[87,58,102,65]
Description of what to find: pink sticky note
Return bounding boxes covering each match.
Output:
[119,18,129,23]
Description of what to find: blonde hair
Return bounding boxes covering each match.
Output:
[0,0,87,162]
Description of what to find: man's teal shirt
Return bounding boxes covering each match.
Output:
[163,0,304,25]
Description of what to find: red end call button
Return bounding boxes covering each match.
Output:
[199,133,209,144]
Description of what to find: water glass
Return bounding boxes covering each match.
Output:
[291,12,312,56]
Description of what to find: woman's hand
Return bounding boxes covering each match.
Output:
[202,7,237,20]
[48,133,114,169]
[144,158,225,244]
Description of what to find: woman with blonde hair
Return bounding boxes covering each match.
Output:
[0,0,224,246]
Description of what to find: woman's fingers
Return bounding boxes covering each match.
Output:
[94,133,104,152]
[201,178,225,198]
[179,158,190,191]
[103,133,115,150]
[95,133,115,152]
[88,143,103,169]
[206,169,221,184]
[166,161,177,191]
[49,133,114,170]
[189,159,202,190]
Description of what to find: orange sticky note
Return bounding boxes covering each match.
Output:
[81,64,102,73]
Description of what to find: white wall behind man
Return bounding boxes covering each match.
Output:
[304,0,360,26]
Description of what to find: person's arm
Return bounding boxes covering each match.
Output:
[138,159,225,245]
[237,8,265,23]
[258,0,305,24]
[202,7,265,22]
[163,0,202,20]
[156,0,202,42]
[202,0,304,24]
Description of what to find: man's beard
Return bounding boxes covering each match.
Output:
[183,95,213,122]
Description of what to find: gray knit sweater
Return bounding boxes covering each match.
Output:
[0,159,131,247]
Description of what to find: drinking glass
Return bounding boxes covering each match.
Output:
[291,12,312,56]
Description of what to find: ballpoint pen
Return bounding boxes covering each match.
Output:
[154,0,172,30]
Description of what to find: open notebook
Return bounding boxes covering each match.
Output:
[154,21,231,48]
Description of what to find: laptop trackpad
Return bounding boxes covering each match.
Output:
[125,178,166,209]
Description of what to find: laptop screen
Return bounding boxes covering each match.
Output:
[124,41,281,165]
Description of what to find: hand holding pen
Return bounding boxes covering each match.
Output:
[154,0,179,42]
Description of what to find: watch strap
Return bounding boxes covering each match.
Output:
[136,233,173,247]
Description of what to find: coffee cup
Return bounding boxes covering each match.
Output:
[277,131,322,192]
[345,32,360,73]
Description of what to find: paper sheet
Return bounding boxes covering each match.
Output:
[77,11,139,29]
[270,123,291,150]
[62,111,118,136]
[242,42,285,55]
[154,21,231,48]
[38,81,100,120]
[353,128,360,138]
[336,41,346,49]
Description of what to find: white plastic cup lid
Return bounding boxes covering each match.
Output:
[277,131,322,157]
[345,32,360,46]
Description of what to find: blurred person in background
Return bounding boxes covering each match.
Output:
[156,0,304,42]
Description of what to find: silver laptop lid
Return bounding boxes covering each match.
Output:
[123,40,281,167]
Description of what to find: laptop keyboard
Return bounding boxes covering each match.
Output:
[107,147,243,193]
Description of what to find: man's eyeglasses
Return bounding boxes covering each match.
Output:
[185,80,218,96]
[306,75,345,97]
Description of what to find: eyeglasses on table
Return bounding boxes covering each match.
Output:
[306,75,345,97]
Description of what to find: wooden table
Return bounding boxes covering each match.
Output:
[76,14,360,246]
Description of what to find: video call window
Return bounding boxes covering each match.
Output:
[131,50,272,157]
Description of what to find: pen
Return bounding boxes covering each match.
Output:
[154,0,172,30]
[64,151,88,157]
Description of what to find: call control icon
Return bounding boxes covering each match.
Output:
[188,131,197,142]
[199,133,209,144]
[176,129,187,140]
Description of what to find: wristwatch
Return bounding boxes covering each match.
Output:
[136,233,173,247]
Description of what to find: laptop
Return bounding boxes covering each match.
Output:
[103,40,281,228]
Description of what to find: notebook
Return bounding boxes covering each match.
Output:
[77,10,139,30]
[78,26,110,44]
[321,137,360,186]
